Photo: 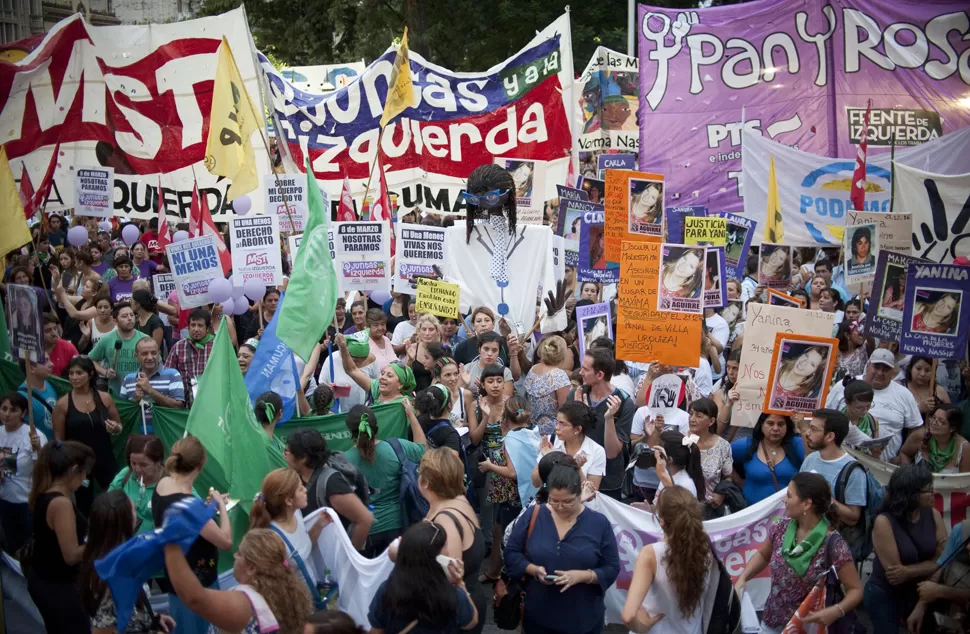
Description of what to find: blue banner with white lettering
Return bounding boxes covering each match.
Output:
[900,263,970,361]
[245,293,302,422]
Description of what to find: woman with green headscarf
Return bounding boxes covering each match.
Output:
[337,333,416,405]
[734,472,863,633]
[255,392,286,453]
[344,402,428,558]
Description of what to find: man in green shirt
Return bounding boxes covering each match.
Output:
[90,303,147,396]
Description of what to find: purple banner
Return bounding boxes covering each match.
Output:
[637,0,970,213]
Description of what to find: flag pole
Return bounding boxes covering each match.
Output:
[360,131,386,221]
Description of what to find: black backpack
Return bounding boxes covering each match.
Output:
[833,460,884,562]
[307,452,371,510]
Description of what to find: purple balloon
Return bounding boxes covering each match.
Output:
[67,226,89,247]
[369,290,391,306]
[207,277,232,303]
[172,230,189,243]
[121,223,141,246]
[98,220,112,232]
[243,279,266,302]
[232,297,250,315]
[231,285,246,300]
[220,297,235,316]
[232,195,252,216]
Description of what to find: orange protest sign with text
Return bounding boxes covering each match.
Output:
[604,169,664,264]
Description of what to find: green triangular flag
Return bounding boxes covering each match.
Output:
[184,318,285,513]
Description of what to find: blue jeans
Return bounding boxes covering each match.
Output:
[864,580,904,632]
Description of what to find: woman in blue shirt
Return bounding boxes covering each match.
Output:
[730,412,804,505]
[505,463,620,634]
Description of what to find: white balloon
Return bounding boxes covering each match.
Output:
[172,230,189,243]
[232,196,252,216]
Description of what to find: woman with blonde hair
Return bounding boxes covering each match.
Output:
[153,436,233,634]
[165,528,314,634]
[622,486,716,633]
[524,336,572,435]
[250,468,333,609]
[419,448,488,634]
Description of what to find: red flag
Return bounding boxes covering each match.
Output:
[850,101,871,212]
[18,164,34,219]
[337,174,357,222]
[156,177,172,253]
[190,185,231,274]
[28,142,59,218]
[375,162,396,257]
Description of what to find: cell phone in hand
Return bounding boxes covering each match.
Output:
[544,574,559,581]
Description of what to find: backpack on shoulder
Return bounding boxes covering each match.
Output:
[309,452,371,509]
[387,437,429,526]
[833,460,885,562]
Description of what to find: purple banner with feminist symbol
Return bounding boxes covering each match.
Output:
[637,0,970,214]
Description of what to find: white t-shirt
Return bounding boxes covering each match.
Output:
[320,354,381,414]
[271,510,317,583]
[692,357,714,398]
[656,468,698,499]
[391,321,417,363]
[705,313,730,380]
[825,376,923,462]
[0,425,47,504]
[552,434,606,478]
[610,373,635,398]
[630,407,689,487]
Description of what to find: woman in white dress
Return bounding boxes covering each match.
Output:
[621,485,715,634]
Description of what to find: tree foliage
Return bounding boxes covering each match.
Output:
[201,0,737,72]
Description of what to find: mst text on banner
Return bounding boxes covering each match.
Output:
[0,9,270,221]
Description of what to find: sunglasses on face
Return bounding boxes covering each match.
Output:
[459,189,510,209]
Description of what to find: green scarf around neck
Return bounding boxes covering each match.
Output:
[928,435,956,472]
[781,516,829,577]
[192,333,214,350]
[840,406,874,437]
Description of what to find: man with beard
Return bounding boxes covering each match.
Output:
[799,408,865,528]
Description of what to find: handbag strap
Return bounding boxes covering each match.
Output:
[268,524,325,609]
[761,442,781,492]
[524,504,541,559]
[400,619,419,634]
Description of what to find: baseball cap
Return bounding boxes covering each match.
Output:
[868,349,896,368]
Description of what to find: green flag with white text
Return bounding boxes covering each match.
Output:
[277,159,339,362]
[184,318,285,512]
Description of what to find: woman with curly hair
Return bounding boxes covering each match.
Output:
[622,485,716,633]
[165,528,314,634]
[866,464,947,632]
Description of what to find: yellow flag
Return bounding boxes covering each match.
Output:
[380,28,416,128]
[205,37,259,201]
[764,153,784,243]
[0,146,32,257]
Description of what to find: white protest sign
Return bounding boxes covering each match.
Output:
[552,235,565,283]
[287,233,302,268]
[230,215,283,286]
[646,374,685,416]
[333,221,390,292]
[74,167,114,218]
[153,273,176,300]
[846,211,911,255]
[264,173,308,233]
[732,304,835,428]
[394,223,446,294]
[166,235,224,309]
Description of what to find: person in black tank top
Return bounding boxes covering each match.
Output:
[153,437,234,634]
[52,356,122,515]
[26,440,95,634]
[419,448,488,634]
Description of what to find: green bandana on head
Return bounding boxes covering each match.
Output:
[390,363,416,394]
[347,329,371,358]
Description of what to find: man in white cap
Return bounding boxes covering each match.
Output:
[825,348,924,462]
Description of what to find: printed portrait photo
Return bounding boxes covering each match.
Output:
[659,245,705,301]
[768,338,836,413]
[725,222,747,262]
[505,159,535,201]
[845,223,877,277]
[758,244,792,287]
[579,176,604,204]
[588,224,606,270]
[628,178,664,236]
[911,288,962,336]
[877,263,907,321]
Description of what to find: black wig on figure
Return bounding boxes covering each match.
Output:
[464,164,518,244]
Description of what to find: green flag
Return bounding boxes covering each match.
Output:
[0,296,11,362]
[184,318,285,512]
[277,159,339,362]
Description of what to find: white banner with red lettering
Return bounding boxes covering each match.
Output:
[0,8,269,222]
[849,449,970,528]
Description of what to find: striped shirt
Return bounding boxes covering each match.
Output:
[119,366,185,433]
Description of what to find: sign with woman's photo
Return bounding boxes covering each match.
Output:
[900,262,970,360]
[757,243,792,290]
[844,222,878,290]
[767,289,804,308]
[6,284,44,362]
[576,301,613,364]
[765,333,838,416]
[494,158,545,224]
[703,247,726,309]
[718,212,756,281]
[657,244,705,314]
[867,250,928,341]
[578,176,605,204]
[627,177,664,239]
[578,211,618,283]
